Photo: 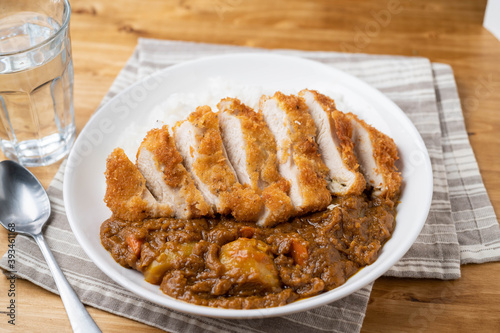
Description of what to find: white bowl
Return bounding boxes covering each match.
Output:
[64,54,433,319]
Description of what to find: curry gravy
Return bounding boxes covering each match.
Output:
[101,194,396,309]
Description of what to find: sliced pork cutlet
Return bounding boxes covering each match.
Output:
[218,98,294,227]
[299,89,365,196]
[346,113,402,199]
[259,92,331,215]
[136,125,213,219]
[173,105,263,221]
[104,148,172,221]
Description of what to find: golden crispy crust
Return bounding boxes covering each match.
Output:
[346,113,402,199]
[272,92,331,214]
[138,126,213,218]
[218,98,295,226]
[187,106,263,221]
[219,187,263,222]
[105,90,401,223]
[218,98,284,190]
[261,179,295,225]
[138,126,184,187]
[189,106,238,198]
[330,111,366,195]
[304,89,366,196]
[104,148,172,220]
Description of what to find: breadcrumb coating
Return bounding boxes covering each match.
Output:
[300,89,366,196]
[330,110,366,195]
[138,126,213,218]
[218,98,295,226]
[181,106,263,221]
[104,148,172,220]
[104,90,401,224]
[261,92,331,215]
[346,113,402,199]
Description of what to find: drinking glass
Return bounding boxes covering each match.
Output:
[0,0,75,166]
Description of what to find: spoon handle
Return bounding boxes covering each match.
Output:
[34,233,101,333]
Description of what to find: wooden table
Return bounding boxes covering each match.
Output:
[1,0,499,331]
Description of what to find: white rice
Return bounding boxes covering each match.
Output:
[117,77,387,159]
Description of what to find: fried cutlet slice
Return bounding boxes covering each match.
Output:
[104,148,172,220]
[300,89,365,196]
[218,98,295,227]
[136,125,213,219]
[346,113,402,198]
[259,92,331,215]
[173,106,263,221]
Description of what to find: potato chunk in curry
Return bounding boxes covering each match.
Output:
[220,238,280,294]
[144,242,195,284]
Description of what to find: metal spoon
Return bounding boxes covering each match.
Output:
[0,160,101,333]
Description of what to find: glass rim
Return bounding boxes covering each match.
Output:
[0,0,71,57]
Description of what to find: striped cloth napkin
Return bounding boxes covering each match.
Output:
[2,38,499,333]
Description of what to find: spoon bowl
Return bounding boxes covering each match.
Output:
[0,160,101,333]
[0,160,50,235]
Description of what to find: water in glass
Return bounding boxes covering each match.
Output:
[0,9,74,166]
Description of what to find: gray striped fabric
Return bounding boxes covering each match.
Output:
[1,38,499,333]
[432,63,500,263]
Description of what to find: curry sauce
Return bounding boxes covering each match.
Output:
[100,194,396,309]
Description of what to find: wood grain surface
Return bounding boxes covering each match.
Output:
[1,0,499,332]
